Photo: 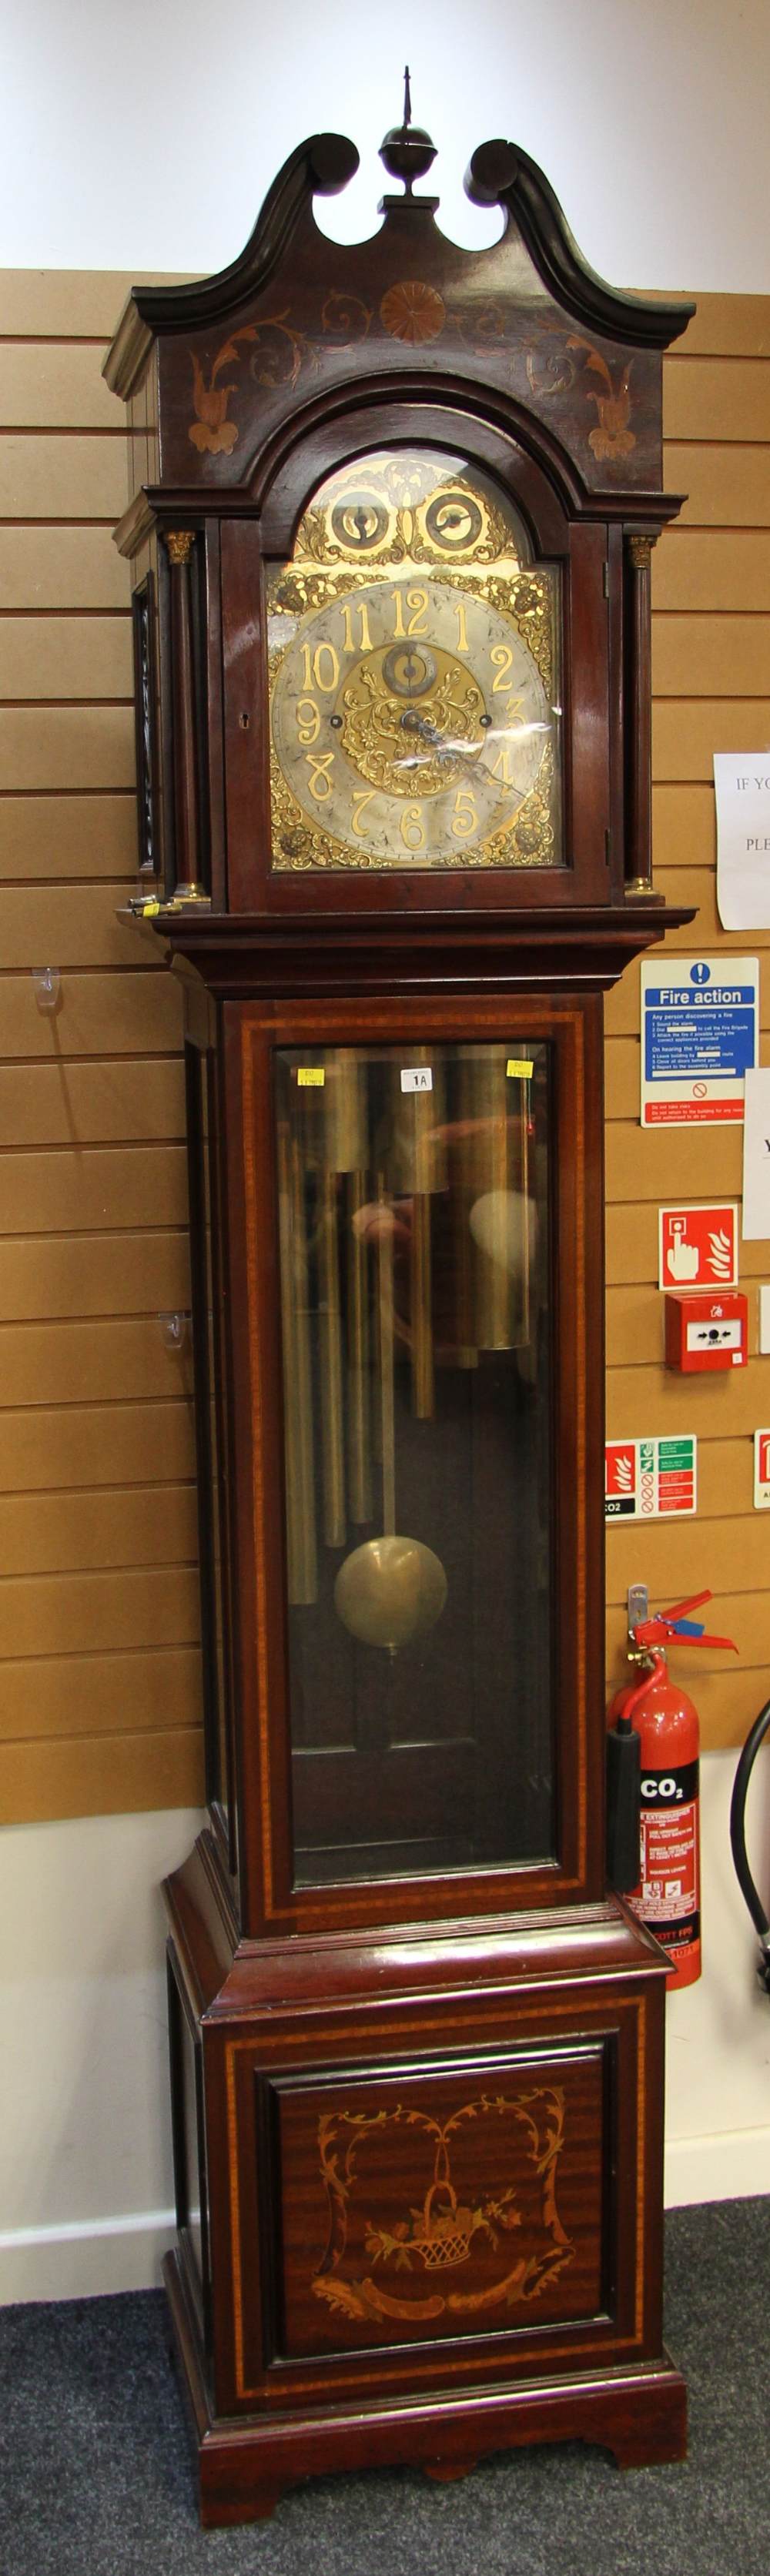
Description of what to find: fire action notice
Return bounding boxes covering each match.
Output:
[640,955,758,1126]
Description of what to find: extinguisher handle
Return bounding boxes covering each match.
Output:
[606,1711,641,1892]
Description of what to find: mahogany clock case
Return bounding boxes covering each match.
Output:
[105,114,693,2522]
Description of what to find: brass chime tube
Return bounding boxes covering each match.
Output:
[318,1169,346,1549]
[277,1127,317,1605]
[378,1183,397,1538]
[383,1047,441,1421]
[410,1193,434,1418]
[346,1172,373,1524]
[453,1051,478,1370]
[323,1046,367,1173]
[474,1049,511,1350]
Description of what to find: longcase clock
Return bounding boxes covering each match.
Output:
[105,93,695,2524]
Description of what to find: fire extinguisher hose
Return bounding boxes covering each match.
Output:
[729,1697,770,1987]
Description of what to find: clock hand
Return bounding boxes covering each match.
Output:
[397,707,530,799]
[397,707,504,790]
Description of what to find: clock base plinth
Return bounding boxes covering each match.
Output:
[165,2246,686,2528]
[163,1852,686,2529]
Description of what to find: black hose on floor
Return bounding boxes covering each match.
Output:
[729,1697,770,1992]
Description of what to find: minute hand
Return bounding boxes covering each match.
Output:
[402,708,520,796]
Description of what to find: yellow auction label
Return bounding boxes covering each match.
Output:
[296,1067,325,1087]
[507,1059,534,1079]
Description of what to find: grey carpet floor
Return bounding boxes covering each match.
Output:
[0,2199,767,2576]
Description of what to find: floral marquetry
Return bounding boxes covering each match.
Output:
[380,279,447,343]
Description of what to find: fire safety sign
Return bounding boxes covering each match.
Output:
[641,956,758,1126]
[605,1436,698,1521]
[658,1203,738,1291]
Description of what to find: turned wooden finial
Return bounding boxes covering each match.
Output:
[380,69,437,195]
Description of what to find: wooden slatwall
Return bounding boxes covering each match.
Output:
[1,277,767,1824]
[606,290,770,1738]
[0,272,203,1824]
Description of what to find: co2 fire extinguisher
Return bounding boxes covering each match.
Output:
[607,1587,738,1991]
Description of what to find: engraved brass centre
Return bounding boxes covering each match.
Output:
[337,644,486,798]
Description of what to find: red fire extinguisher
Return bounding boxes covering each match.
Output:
[608,1590,738,1991]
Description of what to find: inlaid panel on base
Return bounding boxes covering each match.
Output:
[163,1845,686,2517]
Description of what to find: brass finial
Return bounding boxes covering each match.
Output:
[380,69,437,196]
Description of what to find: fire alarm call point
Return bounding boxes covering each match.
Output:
[664,1290,748,1373]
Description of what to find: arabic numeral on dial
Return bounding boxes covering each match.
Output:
[400,805,426,851]
[296,696,320,745]
[300,641,340,693]
[490,643,514,692]
[392,587,430,640]
[351,790,375,838]
[341,598,373,655]
[305,751,335,801]
[454,597,469,654]
[450,790,477,839]
[488,740,515,785]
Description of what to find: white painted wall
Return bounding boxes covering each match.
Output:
[2,0,769,2299]
[0,1765,768,2300]
[0,1812,201,2300]
[2,0,770,289]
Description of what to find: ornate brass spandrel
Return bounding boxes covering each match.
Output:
[310,2086,574,2327]
[482,741,557,871]
[293,450,521,572]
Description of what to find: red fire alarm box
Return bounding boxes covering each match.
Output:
[665,1289,748,1372]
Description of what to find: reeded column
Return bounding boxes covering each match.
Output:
[625,532,657,896]
[165,530,207,902]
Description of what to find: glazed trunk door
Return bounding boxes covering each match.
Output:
[273,1037,554,1888]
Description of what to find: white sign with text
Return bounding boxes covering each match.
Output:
[742,1066,770,1239]
[715,753,770,929]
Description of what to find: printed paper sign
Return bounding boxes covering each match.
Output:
[605,1437,697,1521]
[715,754,770,930]
[400,1066,433,1093]
[754,1430,770,1509]
[641,956,758,1126]
[658,1203,738,1291]
[742,1067,770,1238]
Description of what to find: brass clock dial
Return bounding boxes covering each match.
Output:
[266,451,562,872]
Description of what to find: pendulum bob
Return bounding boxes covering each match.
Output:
[346,1173,373,1525]
[317,1170,346,1550]
[333,1184,447,1652]
[469,1048,531,1352]
[333,1531,447,1654]
[277,1126,317,1607]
